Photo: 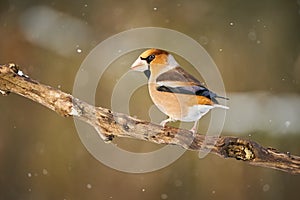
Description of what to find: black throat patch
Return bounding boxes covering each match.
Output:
[143,69,151,79]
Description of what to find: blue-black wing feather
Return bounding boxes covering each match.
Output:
[156,67,228,103]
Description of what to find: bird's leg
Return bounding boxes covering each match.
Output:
[190,120,199,135]
[160,117,175,127]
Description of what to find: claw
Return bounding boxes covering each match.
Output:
[160,117,175,127]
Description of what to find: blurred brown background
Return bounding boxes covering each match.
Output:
[0,0,300,200]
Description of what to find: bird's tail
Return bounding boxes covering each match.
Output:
[210,91,229,104]
[213,104,229,109]
[211,94,229,109]
[215,95,229,100]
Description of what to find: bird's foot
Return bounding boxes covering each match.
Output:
[189,120,199,136]
[160,117,175,127]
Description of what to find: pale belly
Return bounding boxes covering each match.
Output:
[180,104,213,121]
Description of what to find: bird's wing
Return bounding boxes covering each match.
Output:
[156,66,203,85]
[156,66,227,104]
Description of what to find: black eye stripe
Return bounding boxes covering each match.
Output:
[140,54,155,64]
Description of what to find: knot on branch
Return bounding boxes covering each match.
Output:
[7,63,19,74]
[1,63,28,78]
[220,137,255,161]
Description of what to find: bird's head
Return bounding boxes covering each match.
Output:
[131,49,179,78]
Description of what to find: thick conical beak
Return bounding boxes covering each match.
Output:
[130,57,148,72]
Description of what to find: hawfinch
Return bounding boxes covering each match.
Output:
[131,49,229,133]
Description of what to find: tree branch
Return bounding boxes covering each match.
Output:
[1,63,299,174]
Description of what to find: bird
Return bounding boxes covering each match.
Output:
[130,48,229,133]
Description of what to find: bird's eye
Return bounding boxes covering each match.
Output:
[148,54,155,62]
[141,54,155,64]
